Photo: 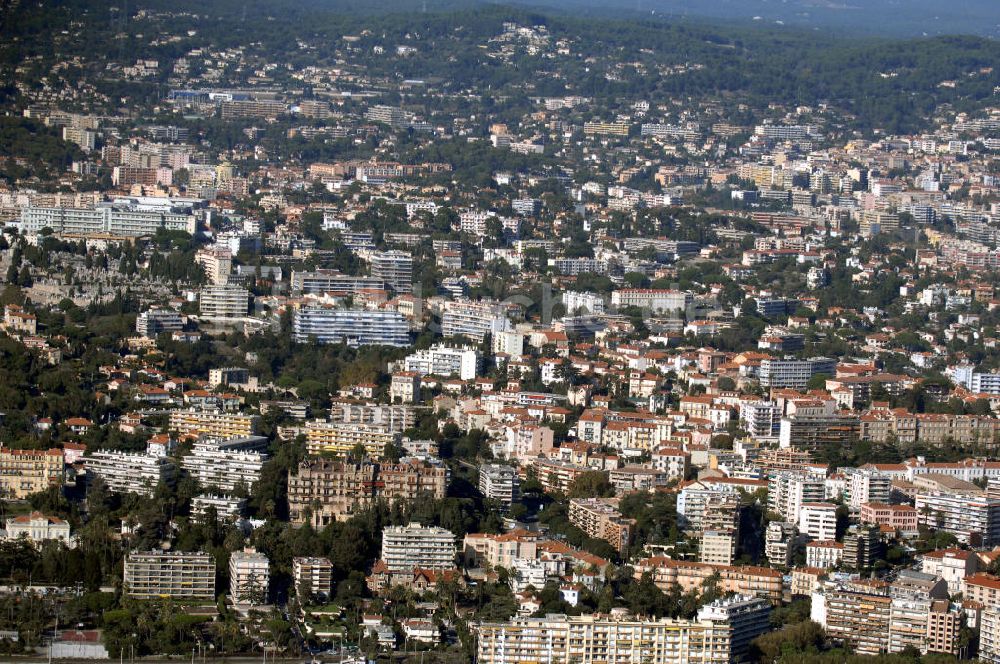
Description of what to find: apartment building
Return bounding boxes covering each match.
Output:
[610,288,692,313]
[327,402,417,433]
[191,493,245,521]
[292,308,411,346]
[914,491,1000,546]
[462,530,544,569]
[403,345,482,381]
[135,309,185,338]
[381,523,457,572]
[583,121,631,136]
[697,595,773,660]
[123,551,216,600]
[843,468,892,509]
[440,301,514,341]
[860,503,918,533]
[633,557,783,605]
[767,470,826,522]
[813,582,892,655]
[293,557,333,601]
[888,598,962,655]
[199,285,249,319]
[701,530,738,566]
[569,498,635,554]
[0,447,63,499]
[229,548,269,605]
[779,413,861,454]
[20,206,195,238]
[195,246,232,285]
[85,450,175,497]
[287,458,447,526]
[982,607,1000,664]
[369,250,413,294]
[290,269,385,294]
[169,409,259,439]
[798,503,838,541]
[759,357,837,390]
[962,573,1000,606]
[302,420,400,457]
[180,436,269,492]
[479,464,520,506]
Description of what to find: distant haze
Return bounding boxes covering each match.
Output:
[486,0,1000,37]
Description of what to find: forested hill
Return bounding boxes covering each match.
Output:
[2,0,999,135]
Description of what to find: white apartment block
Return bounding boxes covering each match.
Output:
[798,503,838,541]
[180,437,269,492]
[293,556,333,600]
[403,345,481,380]
[191,493,245,521]
[843,468,892,510]
[440,301,514,341]
[381,522,457,572]
[229,548,269,605]
[982,607,1000,664]
[136,309,185,338]
[195,246,233,285]
[124,551,215,600]
[199,285,249,318]
[610,289,692,313]
[479,464,520,506]
[86,450,175,497]
[20,206,195,238]
[369,250,413,293]
[768,471,826,521]
[293,308,410,346]
[914,492,1000,546]
[562,290,607,315]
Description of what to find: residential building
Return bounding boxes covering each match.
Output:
[914,491,1000,546]
[124,551,216,600]
[199,285,249,318]
[302,420,400,457]
[569,498,635,554]
[180,436,269,492]
[813,581,892,655]
[3,512,73,546]
[633,557,783,605]
[381,523,457,573]
[610,289,692,313]
[798,503,838,541]
[292,308,411,346]
[479,464,520,507]
[287,459,447,526]
[403,345,481,380]
[293,556,333,601]
[86,450,175,497]
[0,447,63,499]
[135,309,185,338]
[370,250,413,293]
[229,548,269,605]
[759,357,837,389]
[168,410,259,439]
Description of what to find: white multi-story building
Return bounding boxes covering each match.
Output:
[86,450,175,497]
[914,492,1000,546]
[381,522,457,572]
[562,290,607,315]
[191,493,245,521]
[293,556,333,600]
[798,503,839,541]
[195,246,233,285]
[982,607,1000,664]
[20,206,195,238]
[768,471,826,521]
[370,250,413,294]
[229,548,269,605]
[440,301,514,341]
[293,308,410,346]
[843,468,892,510]
[180,436,269,492]
[199,285,249,318]
[759,357,837,389]
[610,289,692,313]
[696,595,772,659]
[124,551,215,600]
[741,401,781,439]
[135,309,185,338]
[806,540,843,569]
[403,345,481,380]
[479,464,520,507]
[290,269,385,294]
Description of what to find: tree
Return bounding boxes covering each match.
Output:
[567,471,614,499]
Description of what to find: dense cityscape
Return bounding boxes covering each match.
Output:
[1,0,1000,661]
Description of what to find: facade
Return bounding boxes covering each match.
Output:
[759,357,837,389]
[293,556,333,600]
[381,523,457,572]
[370,250,413,293]
[798,503,838,541]
[569,498,634,554]
[860,502,918,533]
[199,285,249,319]
[168,409,259,439]
[3,512,73,545]
[303,420,400,457]
[843,468,892,509]
[475,606,750,664]
[293,308,410,346]
[124,551,216,600]
[0,447,63,499]
[291,269,385,294]
[983,607,1000,664]
[403,345,481,380]
[86,450,175,497]
[768,471,826,521]
[136,309,185,338]
[20,206,195,238]
[633,558,783,605]
[479,464,520,507]
[914,491,1000,545]
[440,301,513,341]
[814,582,892,655]
[287,459,447,526]
[610,289,692,313]
[701,530,738,566]
[180,437,268,492]
[229,548,269,605]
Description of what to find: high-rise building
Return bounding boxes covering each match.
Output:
[569,498,635,554]
[843,525,884,572]
[168,410,259,439]
[768,471,826,521]
[229,548,269,605]
[124,551,216,600]
[293,557,333,601]
[135,309,185,338]
[759,357,837,389]
[199,285,249,319]
[302,420,400,457]
[915,491,1000,546]
[180,436,269,493]
[86,450,175,497]
[381,523,456,573]
[813,581,892,655]
[479,464,520,507]
[370,250,413,294]
[402,345,482,380]
[292,308,410,346]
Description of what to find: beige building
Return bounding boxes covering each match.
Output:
[168,409,259,439]
[303,420,400,457]
[229,548,269,605]
[0,447,63,499]
[569,498,634,554]
[124,550,216,600]
[634,557,783,605]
